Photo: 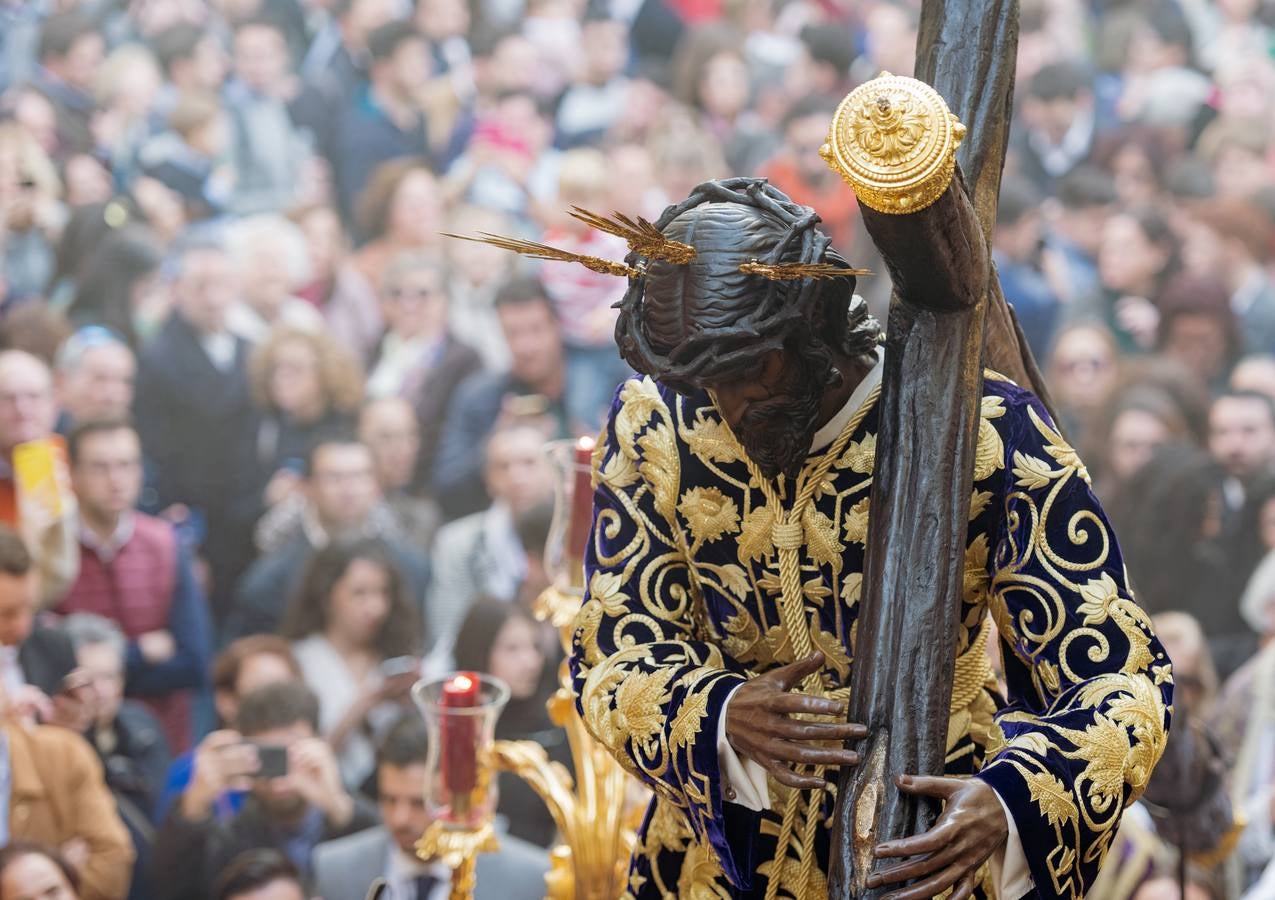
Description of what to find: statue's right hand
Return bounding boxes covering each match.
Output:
[725,651,866,790]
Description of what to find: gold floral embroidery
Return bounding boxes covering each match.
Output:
[678,487,741,552]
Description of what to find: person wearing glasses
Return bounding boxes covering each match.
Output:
[367,252,480,489]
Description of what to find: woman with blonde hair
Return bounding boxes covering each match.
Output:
[0,121,63,301]
[248,326,364,509]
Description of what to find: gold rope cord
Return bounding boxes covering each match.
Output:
[723,383,993,899]
[730,385,878,900]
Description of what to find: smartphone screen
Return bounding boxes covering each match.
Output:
[251,744,288,779]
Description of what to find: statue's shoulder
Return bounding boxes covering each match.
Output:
[606,375,713,430]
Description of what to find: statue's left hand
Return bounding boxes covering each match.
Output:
[866,774,1008,900]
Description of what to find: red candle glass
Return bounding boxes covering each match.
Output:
[439,672,480,808]
[566,435,596,566]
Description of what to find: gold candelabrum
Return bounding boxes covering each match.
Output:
[494,437,648,900]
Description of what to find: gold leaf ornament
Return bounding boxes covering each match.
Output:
[1025,769,1079,829]
[842,497,871,545]
[738,506,777,563]
[684,415,743,465]
[1012,452,1057,490]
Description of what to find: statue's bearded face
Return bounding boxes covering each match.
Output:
[712,349,828,481]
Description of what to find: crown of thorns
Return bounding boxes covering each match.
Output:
[445,177,877,391]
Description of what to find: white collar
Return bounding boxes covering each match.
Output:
[810,351,884,453]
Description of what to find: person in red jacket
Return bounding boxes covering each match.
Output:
[54,419,211,753]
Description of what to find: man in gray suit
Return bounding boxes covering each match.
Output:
[313,716,550,900]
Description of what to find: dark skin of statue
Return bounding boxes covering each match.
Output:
[716,350,1010,900]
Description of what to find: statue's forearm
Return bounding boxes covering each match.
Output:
[820,74,988,316]
[857,173,988,316]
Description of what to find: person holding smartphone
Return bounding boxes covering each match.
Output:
[153,681,375,900]
[279,537,422,789]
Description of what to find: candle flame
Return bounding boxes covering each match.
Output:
[576,435,595,451]
[452,673,474,690]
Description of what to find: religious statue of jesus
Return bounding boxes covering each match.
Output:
[459,70,1172,900]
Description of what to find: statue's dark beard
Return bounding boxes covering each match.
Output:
[736,382,825,481]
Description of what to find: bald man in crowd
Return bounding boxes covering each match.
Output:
[0,350,79,603]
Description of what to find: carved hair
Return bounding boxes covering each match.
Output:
[614,177,878,394]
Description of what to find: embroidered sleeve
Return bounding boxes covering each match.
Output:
[976,386,1173,900]
[569,378,751,887]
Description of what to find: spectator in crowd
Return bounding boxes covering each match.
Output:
[433,279,569,518]
[280,536,422,789]
[1181,199,1275,357]
[1150,611,1220,715]
[1155,275,1241,393]
[54,328,138,433]
[213,850,305,900]
[313,714,549,900]
[1232,355,1275,410]
[0,349,79,600]
[554,13,630,149]
[536,147,629,432]
[350,160,444,291]
[0,121,61,306]
[1098,207,1179,352]
[31,13,104,156]
[0,672,134,900]
[133,237,258,623]
[334,22,435,220]
[1040,164,1114,317]
[150,24,228,115]
[155,634,301,822]
[1090,385,1192,501]
[91,45,162,188]
[224,216,326,343]
[453,599,562,848]
[230,436,430,639]
[1045,322,1120,443]
[993,176,1061,360]
[249,327,363,511]
[367,252,481,483]
[224,19,314,217]
[0,841,82,900]
[0,523,77,720]
[427,424,553,654]
[63,227,166,350]
[759,94,858,255]
[289,203,377,328]
[441,204,517,371]
[292,0,398,165]
[137,92,234,223]
[1116,443,1254,676]
[357,396,439,548]
[56,419,211,751]
[62,612,170,900]
[1208,390,1275,525]
[153,680,376,900]
[1012,60,1097,192]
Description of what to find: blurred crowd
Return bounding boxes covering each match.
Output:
[0,0,1275,898]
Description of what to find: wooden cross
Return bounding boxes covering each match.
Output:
[825,1,1055,896]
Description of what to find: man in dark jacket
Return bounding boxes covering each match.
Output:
[133,236,259,624]
[63,612,171,900]
[226,437,430,641]
[153,680,376,900]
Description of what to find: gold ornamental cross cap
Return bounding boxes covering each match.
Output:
[820,72,966,215]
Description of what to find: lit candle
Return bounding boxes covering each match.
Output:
[439,672,480,811]
[566,435,596,572]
